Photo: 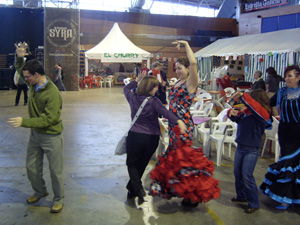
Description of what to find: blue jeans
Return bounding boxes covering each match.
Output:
[234,144,259,208]
[54,77,66,92]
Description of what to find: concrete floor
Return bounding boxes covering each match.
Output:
[0,87,299,225]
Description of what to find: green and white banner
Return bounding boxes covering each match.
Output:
[100,53,143,62]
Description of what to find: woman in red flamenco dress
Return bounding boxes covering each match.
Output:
[149,126,221,207]
[149,40,221,207]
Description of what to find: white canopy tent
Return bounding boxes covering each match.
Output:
[195,28,300,82]
[195,28,300,58]
[84,23,151,76]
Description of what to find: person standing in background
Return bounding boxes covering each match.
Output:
[14,70,28,106]
[149,62,167,104]
[160,64,169,104]
[265,67,284,115]
[119,63,125,72]
[54,63,66,92]
[140,61,149,74]
[251,70,265,91]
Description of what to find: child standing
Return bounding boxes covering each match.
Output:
[228,90,271,214]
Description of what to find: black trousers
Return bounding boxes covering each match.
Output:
[15,84,28,105]
[126,131,159,196]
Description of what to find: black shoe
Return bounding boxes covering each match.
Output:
[181,199,190,206]
[244,207,259,214]
[181,199,200,208]
[137,189,146,205]
[127,191,135,200]
[231,196,247,203]
[15,103,18,106]
[138,196,145,205]
[24,103,27,106]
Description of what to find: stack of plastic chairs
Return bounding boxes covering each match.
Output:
[209,119,237,166]
[196,108,230,157]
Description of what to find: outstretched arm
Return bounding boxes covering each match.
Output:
[172,40,198,94]
[14,42,29,85]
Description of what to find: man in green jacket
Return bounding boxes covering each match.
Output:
[8,42,64,213]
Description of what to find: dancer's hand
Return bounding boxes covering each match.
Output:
[15,42,28,58]
[177,120,187,134]
[8,117,23,127]
[229,109,238,117]
[137,70,147,82]
[229,91,243,102]
[172,40,188,50]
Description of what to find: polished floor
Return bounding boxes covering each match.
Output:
[0,87,299,225]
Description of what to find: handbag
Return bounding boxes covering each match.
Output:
[114,97,150,155]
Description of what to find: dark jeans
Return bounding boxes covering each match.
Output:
[15,84,28,105]
[234,144,260,208]
[54,77,66,91]
[126,131,159,197]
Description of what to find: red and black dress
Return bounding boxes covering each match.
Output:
[149,81,221,203]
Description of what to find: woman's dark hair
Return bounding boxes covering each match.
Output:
[284,65,300,79]
[22,59,45,75]
[249,89,271,114]
[176,56,190,68]
[266,67,277,78]
[136,75,159,96]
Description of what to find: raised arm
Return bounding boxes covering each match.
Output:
[172,40,198,94]
[14,42,29,85]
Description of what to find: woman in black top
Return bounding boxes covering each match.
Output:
[260,65,300,210]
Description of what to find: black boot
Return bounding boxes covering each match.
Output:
[137,189,146,205]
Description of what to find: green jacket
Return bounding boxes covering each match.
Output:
[15,56,64,134]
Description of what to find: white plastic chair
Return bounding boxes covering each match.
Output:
[105,75,114,88]
[224,87,235,98]
[196,87,207,97]
[197,92,212,101]
[261,116,280,162]
[190,99,204,112]
[155,118,169,159]
[191,102,213,117]
[99,77,105,88]
[196,108,230,156]
[192,102,214,138]
[169,77,178,86]
[209,121,237,166]
[198,73,207,88]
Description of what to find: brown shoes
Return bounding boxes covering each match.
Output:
[26,192,49,204]
[244,207,259,214]
[231,196,247,203]
[50,204,64,213]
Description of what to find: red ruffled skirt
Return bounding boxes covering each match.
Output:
[149,127,221,203]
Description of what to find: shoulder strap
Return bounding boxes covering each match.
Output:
[129,97,150,129]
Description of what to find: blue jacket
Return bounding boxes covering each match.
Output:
[228,93,271,148]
